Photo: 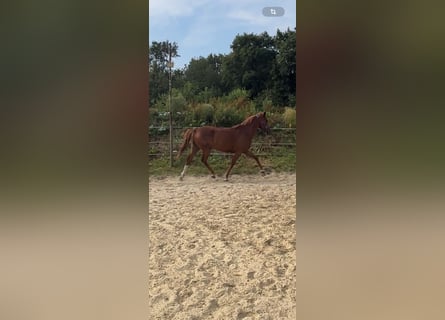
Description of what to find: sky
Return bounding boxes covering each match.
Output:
[149,0,296,69]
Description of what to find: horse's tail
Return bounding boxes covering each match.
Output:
[176,128,194,159]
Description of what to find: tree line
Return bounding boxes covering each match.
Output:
[149,28,296,130]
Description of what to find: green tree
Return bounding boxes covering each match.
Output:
[149,41,180,105]
[271,28,296,107]
[183,54,224,101]
[222,32,276,98]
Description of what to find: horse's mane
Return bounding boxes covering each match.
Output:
[231,115,257,128]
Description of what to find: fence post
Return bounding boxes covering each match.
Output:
[168,44,173,167]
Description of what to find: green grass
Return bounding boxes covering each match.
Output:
[149,148,295,177]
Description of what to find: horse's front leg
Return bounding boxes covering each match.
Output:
[244,150,265,175]
[224,152,241,181]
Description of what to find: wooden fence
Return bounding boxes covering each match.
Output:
[148,127,295,158]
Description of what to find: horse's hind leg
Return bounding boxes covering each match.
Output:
[224,152,241,181]
[201,149,216,178]
[180,144,199,180]
[244,150,265,175]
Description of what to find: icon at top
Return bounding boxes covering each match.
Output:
[262,7,285,17]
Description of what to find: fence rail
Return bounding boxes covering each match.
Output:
[149,127,295,130]
[149,127,295,159]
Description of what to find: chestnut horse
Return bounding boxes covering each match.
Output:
[177,112,270,181]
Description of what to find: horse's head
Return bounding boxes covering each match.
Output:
[257,112,271,134]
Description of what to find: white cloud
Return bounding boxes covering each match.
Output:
[149,0,210,18]
[227,10,264,24]
[226,3,295,34]
[149,0,295,67]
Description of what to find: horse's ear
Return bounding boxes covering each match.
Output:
[263,111,266,117]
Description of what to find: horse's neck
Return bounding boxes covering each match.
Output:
[238,118,259,137]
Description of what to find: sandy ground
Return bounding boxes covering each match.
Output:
[148,172,296,319]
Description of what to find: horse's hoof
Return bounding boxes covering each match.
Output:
[260,170,266,176]
[179,176,183,181]
[211,175,216,179]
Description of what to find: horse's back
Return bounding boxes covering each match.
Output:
[194,126,251,153]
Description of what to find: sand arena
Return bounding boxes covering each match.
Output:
[149,173,296,319]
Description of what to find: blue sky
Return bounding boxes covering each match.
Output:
[149,0,296,69]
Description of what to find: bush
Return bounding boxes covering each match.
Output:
[262,97,273,112]
[149,124,169,136]
[224,89,255,118]
[267,112,285,128]
[193,103,214,125]
[283,107,296,128]
[171,92,187,113]
[149,108,160,125]
[215,108,244,127]
[226,88,249,101]
[153,89,187,113]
